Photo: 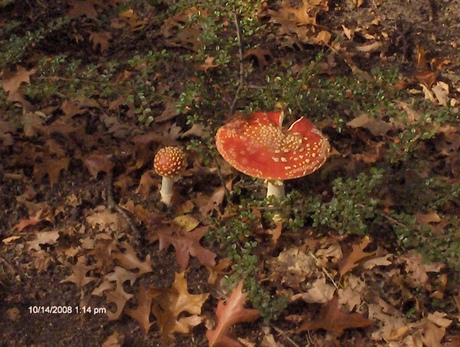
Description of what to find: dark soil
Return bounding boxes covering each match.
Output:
[1,0,459,346]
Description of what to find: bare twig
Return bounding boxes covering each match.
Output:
[271,325,300,347]
[106,171,140,236]
[229,12,244,115]
[308,251,341,289]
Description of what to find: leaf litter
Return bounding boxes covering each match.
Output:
[1,0,460,346]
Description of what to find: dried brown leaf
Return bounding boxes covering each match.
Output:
[151,272,209,339]
[67,0,99,19]
[338,236,375,277]
[206,258,232,285]
[15,216,43,232]
[154,101,178,123]
[291,277,335,303]
[101,332,125,347]
[89,31,111,51]
[243,48,273,69]
[125,286,155,334]
[398,251,444,287]
[33,155,70,186]
[83,153,114,178]
[347,113,399,136]
[266,247,315,289]
[2,66,37,98]
[104,283,134,320]
[60,257,96,289]
[206,281,259,347]
[150,226,216,270]
[298,297,373,335]
[27,230,60,251]
[198,56,219,71]
[112,242,153,276]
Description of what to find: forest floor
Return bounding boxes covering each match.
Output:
[1,0,460,346]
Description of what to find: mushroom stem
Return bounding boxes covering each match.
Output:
[266,180,285,199]
[159,176,174,206]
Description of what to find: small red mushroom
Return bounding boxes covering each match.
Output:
[154,146,186,206]
[215,111,330,199]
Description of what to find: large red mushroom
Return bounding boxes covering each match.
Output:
[215,111,330,199]
[154,146,186,206]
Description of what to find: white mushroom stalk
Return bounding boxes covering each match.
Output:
[266,180,285,199]
[159,175,175,206]
[154,146,186,206]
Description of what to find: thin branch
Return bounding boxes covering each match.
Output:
[230,12,244,115]
[308,251,341,289]
[271,325,300,347]
[106,171,140,237]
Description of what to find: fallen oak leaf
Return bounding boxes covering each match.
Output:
[206,258,232,285]
[15,216,43,232]
[338,236,375,277]
[2,66,37,99]
[149,226,216,270]
[298,297,373,335]
[104,282,134,320]
[431,81,450,106]
[206,281,259,347]
[125,286,156,334]
[290,276,335,304]
[33,155,70,186]
[112,242,153,276]
[104,266,138,286]
[26,230,60,251]
[362,253,393,270]
[67,0,99,19]
[173,214,200,232]
[89,31,111,51]
[198,56,219,71]
[83,153,114,178]
[151,272,209,339]
[243,47,273,69]
[346,113,400,136]
[2,235,22,244]
[60,256,96,289]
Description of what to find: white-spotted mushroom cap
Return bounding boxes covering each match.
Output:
[215,111,330,180]
[154,147,186,178]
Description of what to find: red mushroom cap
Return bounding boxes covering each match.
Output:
[154,147,186,177]
[215,111,330,180]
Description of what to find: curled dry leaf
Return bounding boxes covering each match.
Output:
[150,272,209,339]
[266,247,316,289]
[291,277,335,304]
[206,281,259,347]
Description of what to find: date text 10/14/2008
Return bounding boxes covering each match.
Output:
[28,306,107,314]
